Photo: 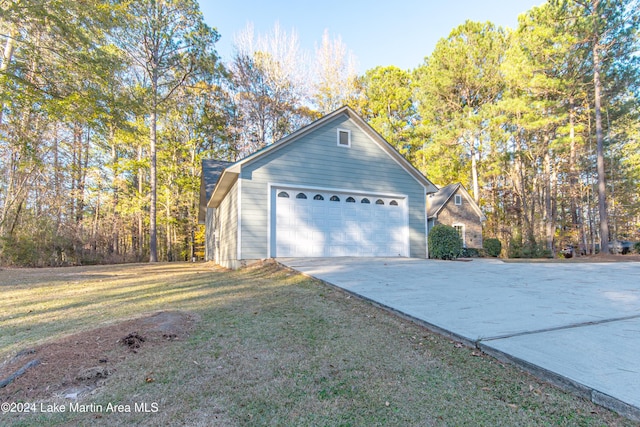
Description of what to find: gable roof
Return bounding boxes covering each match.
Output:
[427,183,486,221]
[198,159,234,223]
[206,106,438,208]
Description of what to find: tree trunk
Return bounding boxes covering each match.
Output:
[468,110,480,204]
[110,125,119,255]
[593,38,609,253]
[0,25,17,126]
[568,100,579,225]
[148,31,159,262]
[471,147,479,204]
[137,144,144,260]
[92,194,100,254]
[0,151,17,236]
[149,89,158,262]
[166,190,172,262]
[568,100,583,255]
[544,148,555,257]
[53,123,62,230]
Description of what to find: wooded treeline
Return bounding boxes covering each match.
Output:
[0,0,638,266]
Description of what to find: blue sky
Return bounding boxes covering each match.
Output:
[199,0,544,72]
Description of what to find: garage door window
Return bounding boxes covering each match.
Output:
[346,197,356,203]
[390,200,398,206]
[330,195,340,202]
[376,199,384,205]
[314,194,324,200]
[296,193,307,199]
[361,198,370,204]
[277,191,289,198]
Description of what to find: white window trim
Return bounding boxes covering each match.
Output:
[454,194,462,205]
[453,223,466,248]
[337,128,351,147]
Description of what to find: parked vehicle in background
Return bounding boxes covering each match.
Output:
[611,240,633,255]
[560,246,574,258]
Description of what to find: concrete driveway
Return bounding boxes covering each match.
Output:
[278,257,640,420]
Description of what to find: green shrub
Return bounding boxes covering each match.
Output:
[483,238,502,257]
[461,247,480,258]
[508,235,523,258]
[634,242,640,254]
[508,234,550,259]
[429,224,462,260]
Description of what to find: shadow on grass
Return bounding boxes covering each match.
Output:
[0,262,302,359]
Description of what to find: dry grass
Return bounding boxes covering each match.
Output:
[0,261,637,426]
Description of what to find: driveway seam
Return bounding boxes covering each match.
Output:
[479,313,640,342]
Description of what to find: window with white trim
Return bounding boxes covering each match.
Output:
[337,129,351,147]
[454,194,462,205]
[453,223,466,247]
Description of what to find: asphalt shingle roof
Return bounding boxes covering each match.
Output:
[202,159,234,202]
[427,183,460,218]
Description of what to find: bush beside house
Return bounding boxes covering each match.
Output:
[429,224,462,260]
[483,238,502,257]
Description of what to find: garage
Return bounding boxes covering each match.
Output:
[273,187,408,257]
[201,106,437,268]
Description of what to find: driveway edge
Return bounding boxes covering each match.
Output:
[478,342,640,422]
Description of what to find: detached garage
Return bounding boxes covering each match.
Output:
[199,106,437,269]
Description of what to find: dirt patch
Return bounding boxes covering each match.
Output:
[587,253,640,262]
[119,332,147,352]
[0,311,197,402]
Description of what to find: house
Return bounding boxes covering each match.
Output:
[427,183,486,249]
[198,106,438,269]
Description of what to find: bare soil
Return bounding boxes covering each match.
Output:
[0,311,197,402]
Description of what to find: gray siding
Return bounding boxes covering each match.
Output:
[239,114,427,259]
[216,179,239,268]
[205,207,215,261]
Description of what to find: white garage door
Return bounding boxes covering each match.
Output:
[274,188,408,257]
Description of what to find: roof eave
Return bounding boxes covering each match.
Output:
[207,168,240,208]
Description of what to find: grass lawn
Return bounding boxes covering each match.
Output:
[0,261,636,426]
